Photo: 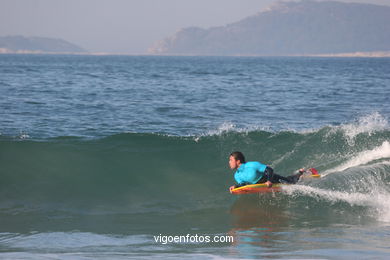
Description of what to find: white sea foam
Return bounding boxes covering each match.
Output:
[340,112,389,140]
[194,122,271,141]
[283,185,390,222]
[207,122,237,135]
[324,112,389,146]
[19,134,30,139]
[322,141,390,176]
[200,113,389,139]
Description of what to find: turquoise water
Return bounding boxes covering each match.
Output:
[0,55,390,259]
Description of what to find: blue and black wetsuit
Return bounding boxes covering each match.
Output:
[234,161,302,188]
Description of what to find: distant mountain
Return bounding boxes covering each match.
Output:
[149,1,390,56]
[0,35,87,54]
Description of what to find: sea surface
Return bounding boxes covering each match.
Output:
[0,54,390,259]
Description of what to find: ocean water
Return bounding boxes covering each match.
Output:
[0,54,390,259]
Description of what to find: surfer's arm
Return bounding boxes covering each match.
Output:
[229,182,249,193]
[230,174,243,193]
[230,175,250,192]
[229,184,242,193]
[234,172,244,185]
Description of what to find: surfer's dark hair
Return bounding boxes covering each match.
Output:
[230,151,246,163]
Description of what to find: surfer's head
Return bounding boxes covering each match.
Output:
[229,151,246,169]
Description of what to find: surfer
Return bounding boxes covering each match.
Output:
[228,151,304,193]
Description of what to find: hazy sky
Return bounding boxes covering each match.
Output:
[1,0,389,54]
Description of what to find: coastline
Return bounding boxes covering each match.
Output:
[2,48,390,58]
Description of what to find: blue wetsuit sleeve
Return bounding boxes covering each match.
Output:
[255,162,268,182]
[234,172,243,184]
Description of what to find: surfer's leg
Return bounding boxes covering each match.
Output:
[271,171,303,184]
[284,173,304,184]
[271,173,291,183]
[257,166,303,184]
[256,167,300,184]
[262,167,288,183]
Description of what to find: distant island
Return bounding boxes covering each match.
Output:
[0,35,87,54]
[149,0,390,56]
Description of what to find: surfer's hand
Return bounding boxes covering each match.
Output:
[265,181,273,188]
[299,168,305,173]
